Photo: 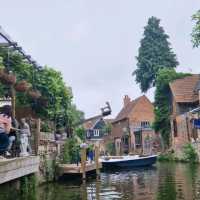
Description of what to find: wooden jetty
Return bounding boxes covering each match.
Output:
[58,146,102,181]
[0,156,39,184]
[59,162,102,175]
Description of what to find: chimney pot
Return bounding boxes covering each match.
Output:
[124,95,131,107]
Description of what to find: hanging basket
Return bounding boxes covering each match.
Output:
[15,80,31,92]
[28,89,41,99]
[0,70,16,85]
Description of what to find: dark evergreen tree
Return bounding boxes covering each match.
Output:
[133,17,179,92]
[192,10,200,48]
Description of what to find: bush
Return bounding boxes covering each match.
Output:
[158,152,175,162]
[106,141,115,155]
[183,143,198,163]
[62,137,80,164]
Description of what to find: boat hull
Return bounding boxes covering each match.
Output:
[102,155,157,169]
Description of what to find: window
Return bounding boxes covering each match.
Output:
[141,121,150,128]
[135,131,142,148]
[93,129,100,137]
[87,131,90,138]
[173,119,178,137]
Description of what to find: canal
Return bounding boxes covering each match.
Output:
[1,162,200,200]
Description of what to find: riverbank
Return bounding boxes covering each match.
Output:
[158,143,199,164]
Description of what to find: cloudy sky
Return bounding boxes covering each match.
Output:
[0,0,200,118]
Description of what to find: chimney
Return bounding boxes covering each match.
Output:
[123,95,131,107]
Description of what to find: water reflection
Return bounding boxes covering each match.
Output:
[1,163,200,200]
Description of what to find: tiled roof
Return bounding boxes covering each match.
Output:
[169,74,200,103]
[82,115,102,129]
[104,118,114,124]
[82,116,113,129]
[113,96,144,123]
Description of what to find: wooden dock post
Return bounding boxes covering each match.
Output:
[35,118,41,155]
[95,145,100,179]
[81,148,86,181]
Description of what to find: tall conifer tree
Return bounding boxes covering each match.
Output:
[133,17,179,92]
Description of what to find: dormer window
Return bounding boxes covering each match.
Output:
[94,129,100,137]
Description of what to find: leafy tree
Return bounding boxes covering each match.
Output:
[192,10,200,47]
[74,126,85,141]
[0,46,84,132]
[67,104,85,128]
[154,68,190,148]
[133,17,179,92]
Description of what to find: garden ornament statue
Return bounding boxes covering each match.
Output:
[19,132,29,157]
[19,118,31,156]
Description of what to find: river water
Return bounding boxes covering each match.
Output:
[2,163,200,200]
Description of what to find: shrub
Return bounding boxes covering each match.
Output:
[106,141,115,155]
[183,143,198,163]
[158,152,175,162]
[62,137,79,164]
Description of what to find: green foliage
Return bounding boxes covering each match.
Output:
[106,141,115,155]
[43,155,56,182]
[154,68,190,148]
[74,126,85,141]
[0,46,84,131]
[62,137,80,164]
[102,123,112,136]
[191,10,200,47]
[20,175,37,200]
[133,16,178,92]
[158,151,175,162]
[183,143,198,163]
[67,104,85,128]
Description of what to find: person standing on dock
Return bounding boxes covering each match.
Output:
[0,105,12,158]
[88,149,94,163]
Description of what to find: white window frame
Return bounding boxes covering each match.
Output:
[93,129,100,137]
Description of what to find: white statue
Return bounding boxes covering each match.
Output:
[19,118,31,157]
[20,133,29,157]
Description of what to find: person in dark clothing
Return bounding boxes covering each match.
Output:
[88,150,94,163]
[8,118,19,154]
[0,105,12,157]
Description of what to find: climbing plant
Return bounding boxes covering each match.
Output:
[153,68,190,148]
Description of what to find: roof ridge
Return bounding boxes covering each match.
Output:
[113,95,146,123]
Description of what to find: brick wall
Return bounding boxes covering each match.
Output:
[172,114,190,154]
[128,96,154,125]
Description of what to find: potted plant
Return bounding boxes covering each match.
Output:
[15,80,31,92]
[28,89,41,99]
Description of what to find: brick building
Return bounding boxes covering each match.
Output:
[169,74,200,152]
[111,95,156,155]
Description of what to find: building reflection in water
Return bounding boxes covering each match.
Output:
[2,163,200,200]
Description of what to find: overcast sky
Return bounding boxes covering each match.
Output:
[0,0,200,118]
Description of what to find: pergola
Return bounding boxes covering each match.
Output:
[0,26,43,117]
[0,26,42,70]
